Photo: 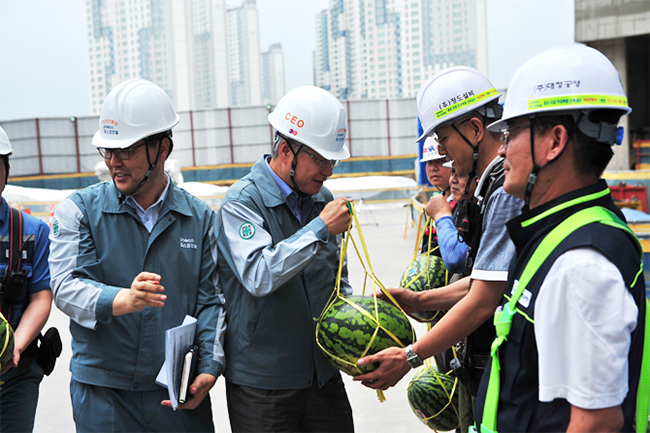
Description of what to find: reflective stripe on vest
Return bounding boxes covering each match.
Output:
[479,205,650,433]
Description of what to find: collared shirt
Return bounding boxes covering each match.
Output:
[265,156,302,223]
[474,155,503,205]
[124,173,171,232]
[470,156,523,282]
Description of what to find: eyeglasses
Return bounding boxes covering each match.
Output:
[500,124,531,147]
[301,147,340,169]
[434,118,469,146]
[98,141,148,160]
[434,131,453,146]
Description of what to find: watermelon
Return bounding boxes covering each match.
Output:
[400,254,448,322]
[0,313,15,370]
[407,366,460,431]
[316,295,416,376]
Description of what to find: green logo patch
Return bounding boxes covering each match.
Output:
[52,219,60,237]
[239,222,255,240]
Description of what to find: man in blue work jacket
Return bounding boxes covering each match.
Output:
[217,86,354,432]
[49,79,225,432]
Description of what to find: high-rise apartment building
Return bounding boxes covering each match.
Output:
[191,0,231,110]
[86,0,193,114]
[226,0,262,106]
[261,44,285,106]
[313,0,487,100]
[86,0,283,114]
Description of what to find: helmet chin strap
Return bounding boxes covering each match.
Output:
[522,112,584,211]
[282,135,309,197]
[451,122,480,198]
[117,138,163,204]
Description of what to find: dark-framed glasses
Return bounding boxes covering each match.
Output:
[98,141,148,160]
[301,147,340,169]
[500,124,532,147]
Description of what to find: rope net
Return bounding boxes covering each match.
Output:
[406,357,460,432]
[399,216,449,323]
[315,202,416,402]
[0,312,14,390]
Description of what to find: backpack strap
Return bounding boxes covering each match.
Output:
[8,207,23,273]
[0,207,23,320]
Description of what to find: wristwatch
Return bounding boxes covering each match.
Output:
[405,344,424,369]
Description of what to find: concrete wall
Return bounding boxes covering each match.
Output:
[575,0,650,170]
[575,0,650,41]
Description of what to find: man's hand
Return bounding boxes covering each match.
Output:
[425,194,452,221]
[319,197,353,236]
[375,288,423,317]
[112,272,166,316]
[0,348,19,374]
[353,346,411,390]
[161,373,217,410]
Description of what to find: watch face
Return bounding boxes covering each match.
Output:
[406,346,423,368]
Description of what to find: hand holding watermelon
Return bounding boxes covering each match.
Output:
[316,296,415,377]
[353,346,412,391]
[374,288,425,320]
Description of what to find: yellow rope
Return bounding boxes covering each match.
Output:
[316,202,416,402]
[406,359,461,431]
[400,216,450,323]
[0,312,11,372]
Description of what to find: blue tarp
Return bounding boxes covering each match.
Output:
[621,207,650,223]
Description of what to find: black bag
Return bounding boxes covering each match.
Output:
[36,327,62,376]
[0,208,28,316]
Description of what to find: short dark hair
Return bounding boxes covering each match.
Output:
[146,130,173,156]
[533,112,620,179]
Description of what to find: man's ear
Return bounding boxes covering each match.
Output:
[279,140,293,163]
[467,116,485,143]
[159,137,171,160]
[545,124,570,162]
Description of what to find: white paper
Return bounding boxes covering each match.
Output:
[155,315,197,410]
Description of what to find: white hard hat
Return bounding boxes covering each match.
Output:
[420,136,446,162]
[268,86,350,160]
[0,126,13,156]
[92,79,181,149]
[443,160,454,168]
[416,66,501,142]
[488,44,631,143]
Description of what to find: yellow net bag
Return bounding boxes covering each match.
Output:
[399,216,449,323]
[0,312,15,389]
[315,202,416,402]
[407,357,460,431]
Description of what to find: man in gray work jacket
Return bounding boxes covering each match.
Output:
[49,79,225,432]
[217,85,355,432]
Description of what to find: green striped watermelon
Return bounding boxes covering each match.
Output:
[400,254,448,322]
[0,313,15,370]
[316,295,416,376]
[407,366,460,431]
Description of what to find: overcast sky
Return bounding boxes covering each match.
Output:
[0,0,574,121]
